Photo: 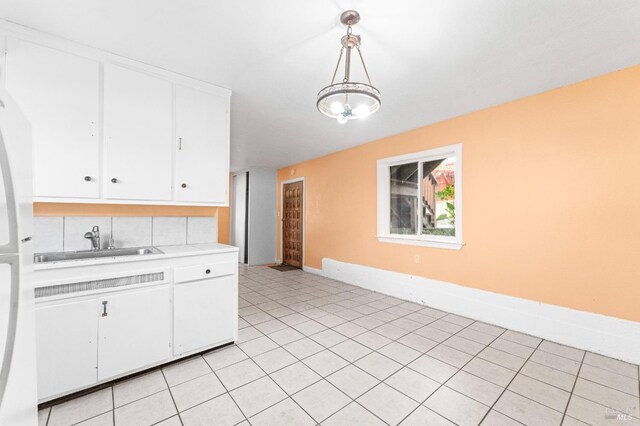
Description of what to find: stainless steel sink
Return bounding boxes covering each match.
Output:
[34,247,164,264]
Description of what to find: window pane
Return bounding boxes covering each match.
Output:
[422,157,455,236]
[390,162,418,235]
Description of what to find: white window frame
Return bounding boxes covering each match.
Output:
[377,143,463,250]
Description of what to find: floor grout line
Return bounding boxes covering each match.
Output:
[159,367,184,425]
[232,339,347,424]
[396,321,509,425]
[476,339,545,425]
[560,351,586,425]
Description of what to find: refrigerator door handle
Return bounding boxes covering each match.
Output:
[0,119,18,254]
[0,256,20,407]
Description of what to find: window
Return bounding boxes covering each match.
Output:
[377,143,462,249]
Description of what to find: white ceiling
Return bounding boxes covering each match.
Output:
[1,1,640,171]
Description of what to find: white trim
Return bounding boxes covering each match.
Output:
[320,258,640,365]
[32,197,228,207]
[280,177,306,268]
[302,265,322,275]
[377,236,463,250]
[377,143,463,250]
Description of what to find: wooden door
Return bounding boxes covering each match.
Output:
[282,181,303,268]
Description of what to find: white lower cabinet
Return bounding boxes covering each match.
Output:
[35,254,238,402]
[35,299,99,399]
[97,287,171,380]
[173,276,235,356]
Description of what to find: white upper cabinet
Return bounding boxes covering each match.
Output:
[103,64,173,201]
[5,38,100,199]
[175,85,229,203]
[1,28,231,206]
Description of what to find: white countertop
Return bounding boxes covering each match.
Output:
[34,243,239,271]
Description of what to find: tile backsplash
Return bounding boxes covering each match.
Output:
[33,216,218,253]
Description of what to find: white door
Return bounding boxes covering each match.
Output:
[98,286,171,380]
[5,38,100,199]
[175,85,229,203]
[35,300,99,400]
[230,172,248,263]
[173,276,235,355]
[104,64,173,201]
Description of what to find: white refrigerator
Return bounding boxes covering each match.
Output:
[0,89,38,425]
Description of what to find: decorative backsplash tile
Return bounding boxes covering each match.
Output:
[187,217,218,244]
[33,217,64,253]
[112,217,152,248]
[33,215,217,253]
[152,217,187,246]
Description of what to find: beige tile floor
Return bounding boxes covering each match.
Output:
[39,265,640,426]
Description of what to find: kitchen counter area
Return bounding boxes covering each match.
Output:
[33,243,239,403]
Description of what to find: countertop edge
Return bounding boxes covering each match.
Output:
[33,244,239,271]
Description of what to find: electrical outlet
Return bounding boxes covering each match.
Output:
[414,254,420,263]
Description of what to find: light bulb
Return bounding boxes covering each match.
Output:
[337,114,347,124]
[330,101,343,115]
[354,104,369,117]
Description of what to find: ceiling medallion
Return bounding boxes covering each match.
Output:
[317,10,381,123]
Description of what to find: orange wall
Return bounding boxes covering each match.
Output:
[277,65,640,323]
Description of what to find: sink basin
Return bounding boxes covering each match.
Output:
[34,247,164,264]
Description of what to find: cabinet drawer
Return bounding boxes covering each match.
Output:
[174,261,236,284]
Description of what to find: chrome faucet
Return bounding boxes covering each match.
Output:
[84,226,101,251]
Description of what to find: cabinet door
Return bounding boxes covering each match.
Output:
[98,286,171,380]
[173,276,236,355]
[104,64,173,201]
[35,300,99,400]
[5,38,100,198]
[175,85,229,204]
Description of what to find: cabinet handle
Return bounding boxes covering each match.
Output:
[84,176,92,182]
[101,301,108,317]
[205,269,211,275]
[181,183,187,188]
[111,178,118,184]
[178,137,182,150]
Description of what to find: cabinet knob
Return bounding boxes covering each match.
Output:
[84,176,92,182]
[181,183,187,188]
[111,178,118,183]
[205,269,211,275]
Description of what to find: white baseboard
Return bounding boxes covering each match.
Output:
[302,265,323,275]
[320,258,640,365]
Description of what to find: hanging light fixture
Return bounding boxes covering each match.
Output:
[317,10,381,123]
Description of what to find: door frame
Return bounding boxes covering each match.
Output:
[280,177,305,268]
[231,170,249,264]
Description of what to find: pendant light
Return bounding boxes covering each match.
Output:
[317,10,381,123]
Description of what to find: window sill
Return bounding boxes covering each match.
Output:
[377,235,464,250]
